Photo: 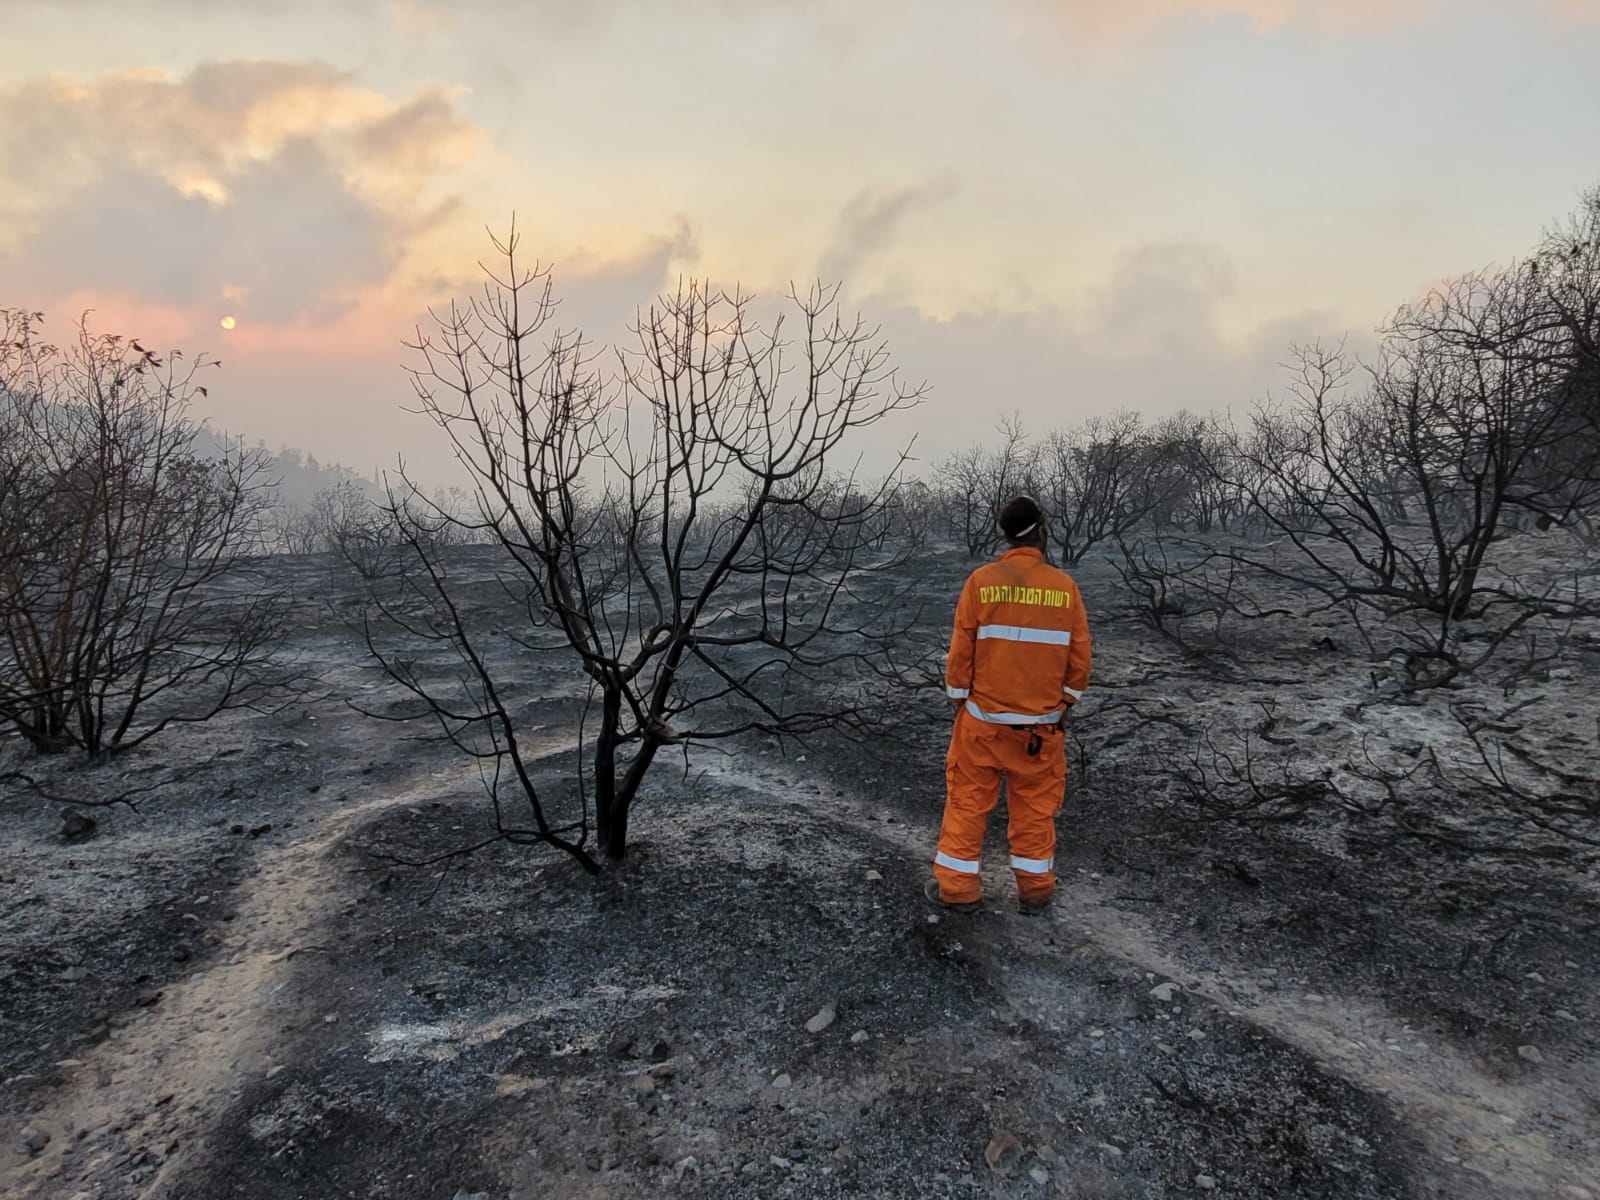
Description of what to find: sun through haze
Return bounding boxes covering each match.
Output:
[3,0,1596,480]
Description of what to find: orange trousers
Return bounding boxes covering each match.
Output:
[934,707,1066,905]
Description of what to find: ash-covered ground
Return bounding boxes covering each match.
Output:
[2,535,1597,1200]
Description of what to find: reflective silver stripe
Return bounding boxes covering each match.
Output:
[977,624,1072,646]
[965,700,1064,725]
[934,851,981,875]
[946,685,970,699]
[1062,685,1084,700]
[1011,855,1054,874]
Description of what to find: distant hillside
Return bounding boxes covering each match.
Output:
[194,426,380,508]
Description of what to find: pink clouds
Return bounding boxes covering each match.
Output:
[0,62,479,325]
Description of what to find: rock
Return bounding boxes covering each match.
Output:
[850,1030,869,1045]
[1550,668,1574,681]
[984,1129,1022,1172]
[674,1156,698,1177]
[633,1075,657,1096]
[1196,1174,1217,1190]
[60,810,97,842]
[1186,1028,1206,1042]
[865,870,883,881]
[805,1005,837,1034]
[21,1125,50,1155]
[1517,1044,1544,1064]
[771,1073,792,1090]
[61,966,88,983]
[1150,982,1179,1003]
[135,989,163,1008]
[1030,1167,1051,1184]
[769,1155,792,1170]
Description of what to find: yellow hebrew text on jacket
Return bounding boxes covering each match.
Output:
[977,585,1071,608]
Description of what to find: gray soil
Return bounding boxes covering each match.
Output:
[2,537,1597,1199]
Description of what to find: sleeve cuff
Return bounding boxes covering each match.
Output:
[946,686,970,699]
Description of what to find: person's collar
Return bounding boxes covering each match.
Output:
[1000,544,1043,562]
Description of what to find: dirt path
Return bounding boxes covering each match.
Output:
[1,760,483,1200]
[7,740,1594,1200]
[1052,884,1598,1200]
[810,767,1600,1200]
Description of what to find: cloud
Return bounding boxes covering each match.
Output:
[819,181,956,285]
[0,61,480,322]
[854,240,1343,468]
[1020,0,1441,41]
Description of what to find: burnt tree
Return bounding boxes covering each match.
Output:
[366,231,923,867]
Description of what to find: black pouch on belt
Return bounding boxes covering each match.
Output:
[1026,728,1043,756]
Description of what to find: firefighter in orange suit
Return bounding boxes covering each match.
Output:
[929,495,1091,915]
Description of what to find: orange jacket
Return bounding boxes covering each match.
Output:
[944,546,1092,724]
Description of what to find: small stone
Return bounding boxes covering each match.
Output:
[1150,982,1179,1003]
[21,1125,50,1155]
[60,810,97,842]
[1517,1044,1544,1064]
[1030,1167,1050,1184]
[633,1075,657,1096]
[135,989,162,1008]
[1186,1028,1206,1042]
[805,1004,837,1034]
[865,870,882,881]
[1196,1174,1217,1190]
[741,1161,760,1175]
[674,1156,698,1177]
[984,1128,1023,1172]
[1098,1142,1124,1158]
[771,1073,792,1090]
[1088,1028,1106,1039]
[1304,993,1325,1002]
[61,966,88,982]
[850,1030,869,1045]
[323,1013,338,1024]
[770,1155,792,1170]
